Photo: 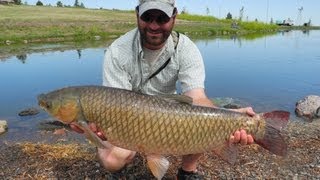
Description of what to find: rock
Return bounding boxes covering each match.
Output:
[108,35,118,39]
[5,40,12,45]
[295,95,320,121]
[94,36,101,40]
[38,120,69,131]
[18,107,40,116]
[53,128,67,135]
[0,120,8,135]
[223,103,242,109]
[211,97,246,109]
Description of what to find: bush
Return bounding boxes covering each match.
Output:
[13,0,22,5]
[36,0,43,6]
[56,1,63,7]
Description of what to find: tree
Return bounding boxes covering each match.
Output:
[74,0,79,7]
[13,0,22,5]
[16,54,27,63]
[56,1,63,7]
[36,0,43,6]
[206,6,210,15]
[80,2,85,8]
[181,6,188,14]
[226,12,232,19]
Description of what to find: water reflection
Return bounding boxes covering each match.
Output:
[77,49,82,59]
[1,48,89,63]
[0,40,112,62]
[16,54,27,63]
[196,30,314,51]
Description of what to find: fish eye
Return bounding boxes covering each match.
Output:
[45,102,52,109]
[39,100,52,109]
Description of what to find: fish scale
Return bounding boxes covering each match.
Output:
[38,85,289,156]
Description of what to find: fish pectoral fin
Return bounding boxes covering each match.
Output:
[213,142,238,165]
[146,154,170,180]
[77,120,111,149]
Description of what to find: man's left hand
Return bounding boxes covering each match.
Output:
[229,107,255,145]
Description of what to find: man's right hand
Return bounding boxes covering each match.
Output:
[70,122,107,140]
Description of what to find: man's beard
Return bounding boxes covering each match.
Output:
[139,28,171,48]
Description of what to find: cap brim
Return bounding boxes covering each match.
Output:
[139,1,174,17]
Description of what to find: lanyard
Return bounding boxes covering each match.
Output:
[137,31,179,92]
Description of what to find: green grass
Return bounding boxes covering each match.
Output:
[178,13,220,22]
[0,5,281,45]
[0,5,135,44]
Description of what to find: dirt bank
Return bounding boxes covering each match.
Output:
[0,120,319,179]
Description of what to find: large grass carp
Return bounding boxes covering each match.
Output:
[38,85,289,179]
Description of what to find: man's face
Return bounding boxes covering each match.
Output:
[137,9,176,50]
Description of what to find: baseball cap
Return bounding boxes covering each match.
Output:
[138,0,175,17]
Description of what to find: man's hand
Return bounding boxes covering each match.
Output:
[230,129,254,145]
[70,122,107,140]
[229,107,255,145]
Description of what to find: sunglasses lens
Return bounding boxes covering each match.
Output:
[141,13,170,24]
[157,15,170,24]
[140,14,151,22]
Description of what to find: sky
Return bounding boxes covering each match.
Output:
[25,0,320,25]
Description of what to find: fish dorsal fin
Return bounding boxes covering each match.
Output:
[213,142,238,165]
[77,120,113,149]
[146,155,170,180]
[159,94,193,105]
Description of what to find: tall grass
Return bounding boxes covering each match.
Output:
[0,5,279,45]
[178,13,219,23]
[240,21,278,31]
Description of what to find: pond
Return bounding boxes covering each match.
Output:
[0,30,319,142]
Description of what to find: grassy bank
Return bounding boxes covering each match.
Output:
[0,5,136,44]
[0,5,316,45]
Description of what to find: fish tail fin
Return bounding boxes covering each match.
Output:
[254,111,290,157]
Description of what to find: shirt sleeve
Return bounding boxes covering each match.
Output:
[102,45,132,90]
[178,36,205,93]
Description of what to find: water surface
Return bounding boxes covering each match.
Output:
[0,30,319,141]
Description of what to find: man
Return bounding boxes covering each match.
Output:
[72,0,254,179]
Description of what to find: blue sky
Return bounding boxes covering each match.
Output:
[26,0,320,25]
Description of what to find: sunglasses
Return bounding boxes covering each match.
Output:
[140,12,172,24]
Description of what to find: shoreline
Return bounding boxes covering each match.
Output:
[0,120,319,179]
[1,5,319,46]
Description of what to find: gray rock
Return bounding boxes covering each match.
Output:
[295,95,320,121]
[0,120,8,135]
[211,97,247,109]
[18,107,40,116]
[108,35,118,39]
[38,120,70,131]
[5,40,12,45]
[94,36,101,40]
